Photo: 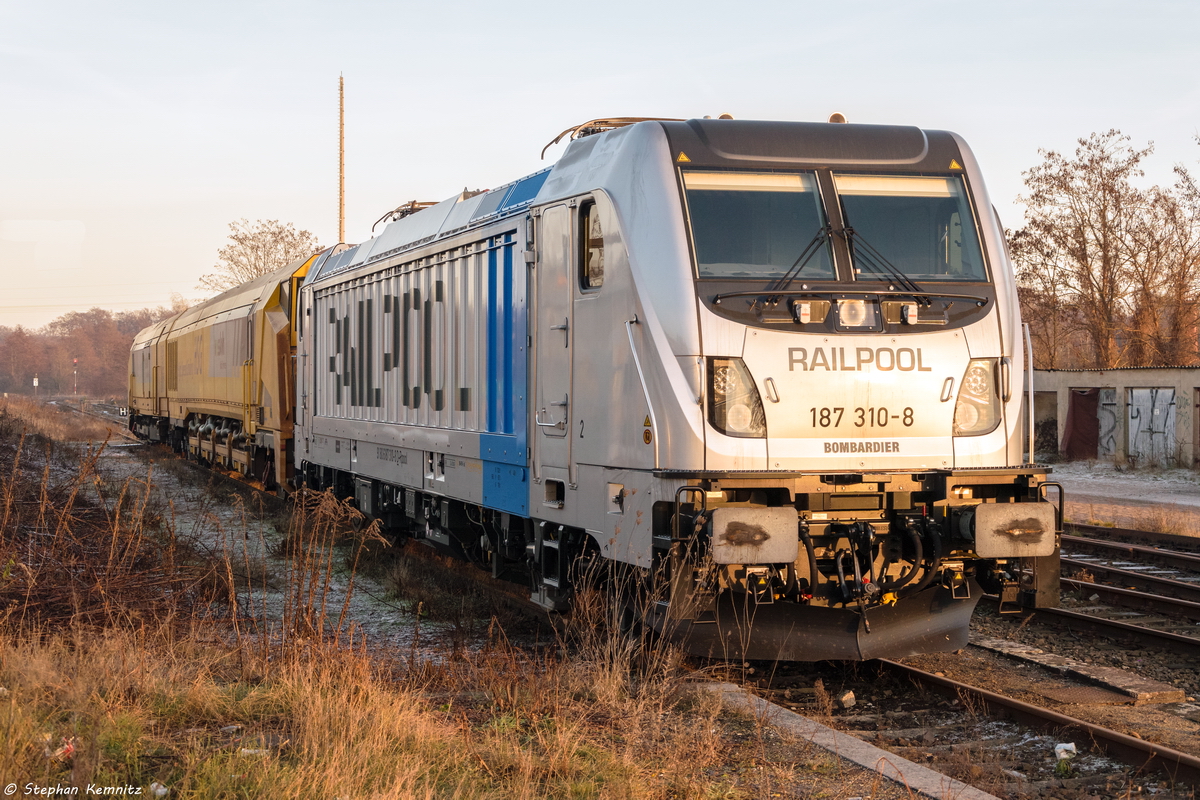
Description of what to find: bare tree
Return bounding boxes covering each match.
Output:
[1010,228,1086,368]
[1013,131,1154,367]
[197,219,320,295]
[1143,167,1200,365]
[1012,131,1200,369]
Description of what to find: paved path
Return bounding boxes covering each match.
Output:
[1046,463,1200,535]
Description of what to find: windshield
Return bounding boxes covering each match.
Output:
[835,174,987,282]
[684,171,835,280]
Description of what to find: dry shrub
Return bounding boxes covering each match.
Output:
[0,395,125,443]
[0,402,903,798]
[1134,504,1194,535]
[810,677,834,718]
[0,411,216,629]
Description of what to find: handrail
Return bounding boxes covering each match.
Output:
[242,359,255,434]
[625,316,659,469]
[1024,322,1034,463]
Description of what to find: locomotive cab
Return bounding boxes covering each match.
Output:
[625,120,1060,659]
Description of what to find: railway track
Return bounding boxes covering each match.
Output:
[88,438,1200,797]
[52,399,141,442]
[999,522,1200,655]
[1066,522,1200,554]
[733,521,1200,796]
[749,655,1200,798]
[971,522,1200,662]
[874,660,1200,791]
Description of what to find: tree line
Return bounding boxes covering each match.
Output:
[0,303,184,399]
[1,220,319,401]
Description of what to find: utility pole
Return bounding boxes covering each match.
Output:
[339,74,345,244]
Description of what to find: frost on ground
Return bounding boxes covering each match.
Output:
[94,443,482,656]
[1044,460,1200,534]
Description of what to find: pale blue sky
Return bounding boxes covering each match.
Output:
[1,0,1197,327]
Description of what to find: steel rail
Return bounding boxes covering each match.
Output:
[1062,577,1200,624]
[878,659,1200,787]
[66,402,141,442]
[982,596,1200,658]
[1061,558,1200,604]
[1063,534,1200,572]
[1066,523,1200,553]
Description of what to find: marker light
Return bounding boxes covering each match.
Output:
[708,357,766,438]
[953,358,1001,436]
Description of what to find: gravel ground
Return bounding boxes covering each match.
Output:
[964,608,1200,754]
[94,442,474,654]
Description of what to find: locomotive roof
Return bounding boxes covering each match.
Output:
[130,256,310,347]
[654,119,963,171]
[309,168,552,284]
[307,118,969,286]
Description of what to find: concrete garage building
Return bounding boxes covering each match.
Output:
[1032,368,1200,467]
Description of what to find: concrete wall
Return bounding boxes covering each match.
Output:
[1032,368,1200,466]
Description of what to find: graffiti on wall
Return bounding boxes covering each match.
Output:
[1127,387,1176,465]
[1097,388,1118,459]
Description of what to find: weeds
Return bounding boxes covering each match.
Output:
[0,409,214,628]
[0,395,124,443]
[0,399,917,798]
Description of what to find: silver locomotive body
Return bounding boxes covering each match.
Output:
[294,119,1059,660]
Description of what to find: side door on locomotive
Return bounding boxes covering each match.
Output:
[532,201,576,501]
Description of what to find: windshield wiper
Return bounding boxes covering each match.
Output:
[839,226,928,303]
[754,225,832,310]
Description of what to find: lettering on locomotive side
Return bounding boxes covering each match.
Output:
[375,446,408,464]
[787,347,932,372]
[327,298,383,409]
[823,441,900,453]
[325,284,447,411]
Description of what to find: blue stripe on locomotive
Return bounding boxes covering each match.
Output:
[479,232,528,516]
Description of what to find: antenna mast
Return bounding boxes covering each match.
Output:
[339,74,345,243]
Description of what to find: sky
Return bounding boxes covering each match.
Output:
[1,0,1198,329]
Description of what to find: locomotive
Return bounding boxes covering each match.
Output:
[131,117,1061,661]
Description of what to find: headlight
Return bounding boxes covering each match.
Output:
[708,357,766,438]
[953,358,1001,436]
[834,298,879,331]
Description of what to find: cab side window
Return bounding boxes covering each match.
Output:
[580,201,604,290]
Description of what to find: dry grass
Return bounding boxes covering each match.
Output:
[0,395,125,443]
[0,399,914,798]
[1,622,755,798]
[0,410,215,628]
[1132,504,1198,536]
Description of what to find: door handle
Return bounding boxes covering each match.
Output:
[536,395,568,428]
[535,408,564,429]
[550,317,569,347]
